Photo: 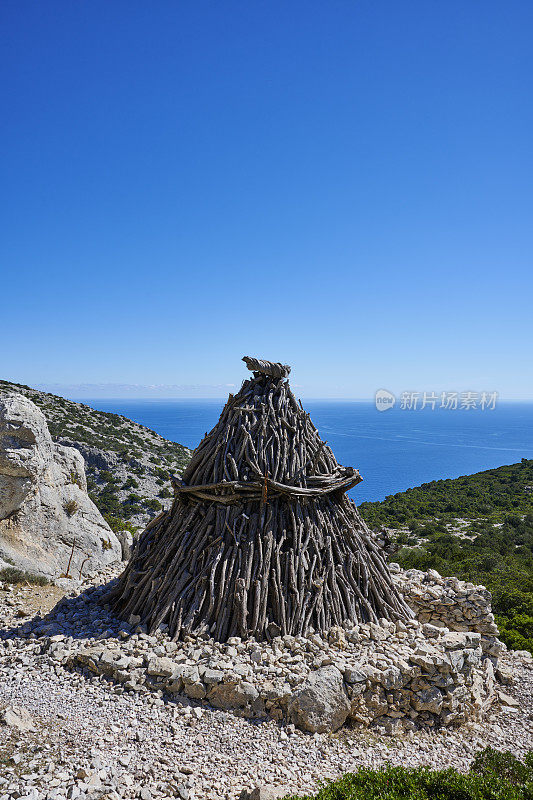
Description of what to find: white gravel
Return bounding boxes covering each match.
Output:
[0,582,532,800]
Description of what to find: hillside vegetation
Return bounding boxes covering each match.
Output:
[360,460,533,655]
[0,379,191,535]
[360,459,533,527]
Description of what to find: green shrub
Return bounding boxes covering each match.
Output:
[63,499,79,516]
[284,749,533,800]
[471,747,533,785]
[144,498,162,511]
[123,504,143,518]
[69,471,83,489]
[98,470,116,484]
[0,567,50,586]
[123,476,139,489]
[103,515,138,536]
[126,493,143,504]
[158,487,172,498]
[91,484,124,518]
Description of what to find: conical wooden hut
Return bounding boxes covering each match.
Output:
[105,357,412,641]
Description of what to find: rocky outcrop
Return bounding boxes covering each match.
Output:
[0,378,192,533]
[0,394,123,580]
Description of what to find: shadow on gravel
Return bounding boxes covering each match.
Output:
[0,579,128,642]
[0,579,279,729]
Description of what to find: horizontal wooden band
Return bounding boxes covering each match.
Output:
[170,470,362,505]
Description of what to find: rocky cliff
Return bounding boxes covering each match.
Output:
[0,380,191,535]
[0,394,123,579]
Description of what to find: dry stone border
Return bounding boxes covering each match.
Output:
[3,567,508,735]
[392,565,500,651]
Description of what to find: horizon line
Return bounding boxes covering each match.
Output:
[4,379,533,403]
[69,395,533,403]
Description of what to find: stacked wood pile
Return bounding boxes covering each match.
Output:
[104,357,413,641]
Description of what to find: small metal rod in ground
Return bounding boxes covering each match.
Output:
[64,539,76,578]
[79,556,90,580]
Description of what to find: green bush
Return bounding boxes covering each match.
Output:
[99,470,116,484]
[284,749,533,800]
[63,499,79,516]
[123,504,143,518]
[103,515,138,536]
[69,471,83,489]
[144,498,162,511]
[126,493,143,504]
[91,485,123,518]
[0,567,50,586]
[471,748,533,786]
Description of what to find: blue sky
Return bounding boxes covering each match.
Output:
[1,1,532,398]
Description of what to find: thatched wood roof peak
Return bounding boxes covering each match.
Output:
[242,356,291,379]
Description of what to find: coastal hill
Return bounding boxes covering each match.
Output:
[0,379,191,536]
[359,461,533,655]
[360,459,533,527]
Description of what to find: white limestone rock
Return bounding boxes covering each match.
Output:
[1,704,36,732]
[288,665,350,733]
[0,393,122,579]
[245,787,288,800]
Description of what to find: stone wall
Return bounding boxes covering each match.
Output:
[28,577,498,736]
[6,562,503,735]
[391,565,503,660]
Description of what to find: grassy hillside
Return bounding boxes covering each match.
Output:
[0,379,191,535]
[359,459,533,528]
[359,460,533,655]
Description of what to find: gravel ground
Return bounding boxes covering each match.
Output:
[0,582,532,800]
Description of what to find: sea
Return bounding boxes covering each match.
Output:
[75,399,533,504]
